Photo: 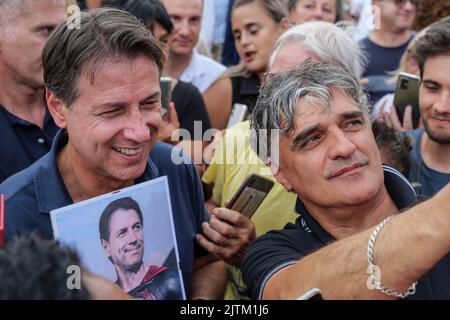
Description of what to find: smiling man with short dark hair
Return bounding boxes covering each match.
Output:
[0,7,226,300]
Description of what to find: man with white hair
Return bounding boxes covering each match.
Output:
[198,21,365,299]
[0,0,67,182]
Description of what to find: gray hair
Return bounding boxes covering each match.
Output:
[268,21,366,79]
[251,61,369,163]
[43,7,164,107]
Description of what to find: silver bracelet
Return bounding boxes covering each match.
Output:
[367,215,417,299]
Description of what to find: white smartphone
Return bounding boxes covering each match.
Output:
[226,103,248,128]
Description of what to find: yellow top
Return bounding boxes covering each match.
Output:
[202,121,297,299]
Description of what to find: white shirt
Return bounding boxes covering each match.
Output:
[180,50,227,93]
[354,0,374,41]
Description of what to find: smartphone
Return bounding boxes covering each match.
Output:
[160,77,173,116]
[296,288,323,300]
[227,174,274,218]
[393,72,421,128]
[226,103,248,128]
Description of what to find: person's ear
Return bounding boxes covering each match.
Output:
[269,159,293,191]
[101,239,112,258]
[279,17,290,33]
[46,89,68,129]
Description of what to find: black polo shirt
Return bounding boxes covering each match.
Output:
[242,166,450,299]
[0,105,58,182]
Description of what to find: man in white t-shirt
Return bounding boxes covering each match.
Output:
[161,0,232,129]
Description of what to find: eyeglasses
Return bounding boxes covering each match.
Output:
[393,0,420,7]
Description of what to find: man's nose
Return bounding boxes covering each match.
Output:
[328,129,357,160]
[433,89,450,114]
[177,20,190,37]
[122,111,151,143]
[127,229,139,244]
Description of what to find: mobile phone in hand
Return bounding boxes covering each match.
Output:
[227,174,274,218]
[393,72,420,128]
[160,77,172,116]
[226,103,248,128]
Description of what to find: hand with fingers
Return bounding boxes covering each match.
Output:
[196,207,256,268]
[382,105,414,132]
[157,102,180,143]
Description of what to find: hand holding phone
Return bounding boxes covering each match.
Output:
[160,77,173,116]
[393,72,421,129]
[227,174,274,218]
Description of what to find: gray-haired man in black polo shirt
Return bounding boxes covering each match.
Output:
[242,60,450,300]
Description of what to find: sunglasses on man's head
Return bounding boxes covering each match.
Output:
[393,0,419,7]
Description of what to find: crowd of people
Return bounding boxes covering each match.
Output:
[0,0,450,300]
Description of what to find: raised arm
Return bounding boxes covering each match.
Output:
[262,184,450,299]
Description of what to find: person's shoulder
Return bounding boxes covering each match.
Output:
[149,142,197,181]
[175,80,197,93]
[0,157,46,242]
[406,128,425,141]
[0,155,44,203]
[174,81,202,100]
[250,221,303,248]
[224,120,251,140]
[359,36,371,46]
[194,52,227,72]
[150,142,193,166]
[229,120,251,131]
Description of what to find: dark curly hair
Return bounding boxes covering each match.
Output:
[0,234,91,300]
[372,120,413,176]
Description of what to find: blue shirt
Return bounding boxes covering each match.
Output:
[0,105,59,183]
[242,166,450,299]
[0,130,209,296]
[360,36,412,104]
[407,128,450,197]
